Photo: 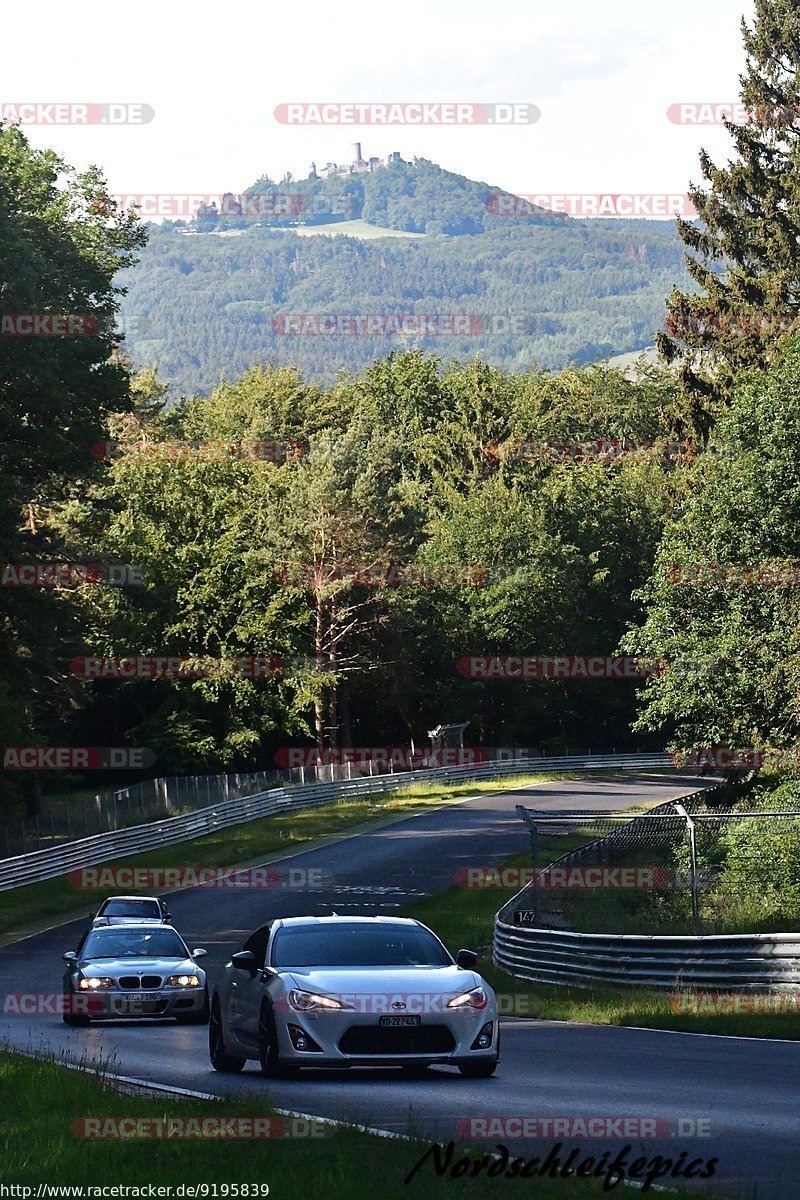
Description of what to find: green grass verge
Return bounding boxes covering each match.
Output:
[402,853,800,1041]
[0,773,574,946]
[0,1050,728,1196]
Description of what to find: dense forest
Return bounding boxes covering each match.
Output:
[5,0,800,821]
[116,157,689,393]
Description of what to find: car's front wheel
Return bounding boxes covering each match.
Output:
[62,992,90,1027]
[258,1002,299,1078]
[209,999,246,1072]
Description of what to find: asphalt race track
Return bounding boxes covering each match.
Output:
[2,773,798,1198]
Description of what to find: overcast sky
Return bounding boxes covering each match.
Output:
[4,0,756,210]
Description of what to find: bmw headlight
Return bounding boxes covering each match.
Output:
[78,976,114,990]
[288,989,347,1012]
[166,974,201,987]
[447,986,488,1010]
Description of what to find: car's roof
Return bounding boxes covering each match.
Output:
[273,915,420,928]
[88,921,181,934]
[100,895,162,903]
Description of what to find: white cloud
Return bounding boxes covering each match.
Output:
[1,0,756,207]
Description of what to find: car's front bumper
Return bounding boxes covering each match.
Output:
[67,987,206,1020]
[274,1007,498,1066]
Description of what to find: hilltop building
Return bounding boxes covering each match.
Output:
[311,144,409,180]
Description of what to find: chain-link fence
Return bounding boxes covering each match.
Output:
[0,770,286,859]
[505,791,800,936]
[1,745,563,860]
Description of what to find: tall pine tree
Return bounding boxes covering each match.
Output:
[658,0,800,436]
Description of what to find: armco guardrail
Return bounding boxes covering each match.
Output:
[493,785,800,991]
[0,752,671,892]
[493,921,800,991]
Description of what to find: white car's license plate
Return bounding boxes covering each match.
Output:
[125,992,159,1002]
[378,1015,420,1027]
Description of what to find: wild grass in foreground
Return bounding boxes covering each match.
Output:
[0,1049,730,1197]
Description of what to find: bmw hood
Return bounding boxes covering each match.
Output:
[76,957,202,976]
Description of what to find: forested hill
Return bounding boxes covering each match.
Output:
[117,157,690,395]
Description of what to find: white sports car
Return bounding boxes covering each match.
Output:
[90,895,171,926]
[209,914,499,1077]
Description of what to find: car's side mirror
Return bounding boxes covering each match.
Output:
[63,951,77,963]
[192,948,207,959]
[231,951,257,975]
[165,913,172,922]
[456,948,478,969]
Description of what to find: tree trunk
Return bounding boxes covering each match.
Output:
[327,650,338,748]
[340,685,353,748]
[22,771,43,819]
[314,590,325,750]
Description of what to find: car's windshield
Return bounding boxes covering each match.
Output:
[270,923,452,968]
[100,899,161,918]
[81,929,187,960]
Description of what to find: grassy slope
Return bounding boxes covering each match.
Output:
[0,1050,728,1196]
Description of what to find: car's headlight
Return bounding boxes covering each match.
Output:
[78,976,114,990]
[166,974,201,987]
[288,989,347,1012]
[447,986,489,1010]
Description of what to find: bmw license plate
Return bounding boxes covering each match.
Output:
[379,1015,420,1027]
[125,992,159,1002]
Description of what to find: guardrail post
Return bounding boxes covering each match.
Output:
[675,802,700,932]
[515,804,541,925]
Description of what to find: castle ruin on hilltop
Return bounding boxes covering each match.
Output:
[309,143,410,179]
